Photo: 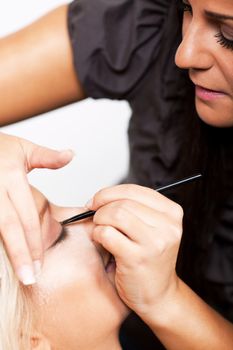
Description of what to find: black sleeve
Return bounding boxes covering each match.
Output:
[67,0,170,100]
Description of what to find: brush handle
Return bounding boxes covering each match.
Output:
[60,174,202,226]
[155,174,202,192]
[60,210,96,225]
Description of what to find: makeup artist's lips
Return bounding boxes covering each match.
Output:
[195,85,227,101]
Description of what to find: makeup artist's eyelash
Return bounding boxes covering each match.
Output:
[179,1,233,52]
[215,32,233,51]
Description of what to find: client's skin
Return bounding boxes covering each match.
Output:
[29,189,129,350]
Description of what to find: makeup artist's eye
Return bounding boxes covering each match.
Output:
[50,226,68,248]
[215,31,233,51]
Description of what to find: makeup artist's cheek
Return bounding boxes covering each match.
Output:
[226,67,233,95]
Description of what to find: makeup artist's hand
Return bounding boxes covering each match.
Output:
[88,184,183,323]
[0,132,73,285]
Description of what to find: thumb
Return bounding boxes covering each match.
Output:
[26,144,74,171]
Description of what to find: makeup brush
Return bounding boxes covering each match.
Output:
[60,173,202,226]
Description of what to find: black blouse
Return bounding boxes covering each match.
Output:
[67,0,233,348]
[67,0,186,190]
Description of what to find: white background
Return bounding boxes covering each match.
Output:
[0,0,130,206]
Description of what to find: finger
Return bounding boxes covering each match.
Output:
[0,194,36,285]
[8,175,43,267]
[87,184,183,220]
[29,185,63,250]
[97,199,182,229]
[94,203,155,243]
[21,140,74,171]
[93,225,137,263]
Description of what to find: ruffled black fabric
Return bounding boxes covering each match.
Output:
[68,0,170,99]
[68,0,187,192]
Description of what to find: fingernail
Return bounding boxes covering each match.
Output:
[85,198,93,209]
[60,149,75,158]
[17,265,36,285]
[33,260,42,277]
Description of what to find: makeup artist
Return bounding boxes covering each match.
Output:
[0,0,233,349]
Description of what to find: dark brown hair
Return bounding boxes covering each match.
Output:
[174,78,233,292]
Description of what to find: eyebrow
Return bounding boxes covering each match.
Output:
[205,10,233,22]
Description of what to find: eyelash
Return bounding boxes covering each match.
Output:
[180,1,233,51]
[215,32,233,51]
[51,227,68,247]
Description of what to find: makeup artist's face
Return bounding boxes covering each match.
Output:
[31,206,128,350]
[175,0,233,127]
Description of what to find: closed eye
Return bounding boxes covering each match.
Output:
[50,226,69,248]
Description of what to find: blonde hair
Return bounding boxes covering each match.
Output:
[0,240,33,350]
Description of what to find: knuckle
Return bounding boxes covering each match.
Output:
[93,187,109,205]
[147,232,169,255]
[172,224,183,240]
[98,225,109,236]
[105,225,113,234]
[93,210,105,225]
[172,203,184,221]
[112,207,125,222]
[94,225,112,245]
[30,248,42,260]
[155,238,167,254]
[94,224,106,235]
[23,220,39,236]
[101,226,112,243]
[136,250,148,265]
[123,184,140,198]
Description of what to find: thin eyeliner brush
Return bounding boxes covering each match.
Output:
[61,209,96,226]
[60,173,202,226]
[155,173,202,192]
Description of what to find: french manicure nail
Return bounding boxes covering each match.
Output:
[33,260,42,277]
[17,265,36,285]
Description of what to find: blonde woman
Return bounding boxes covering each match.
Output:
[0,187,129,350]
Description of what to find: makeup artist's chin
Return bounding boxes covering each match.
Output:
[195,95,233,128]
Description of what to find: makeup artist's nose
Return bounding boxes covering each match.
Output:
[175,21,213,71]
